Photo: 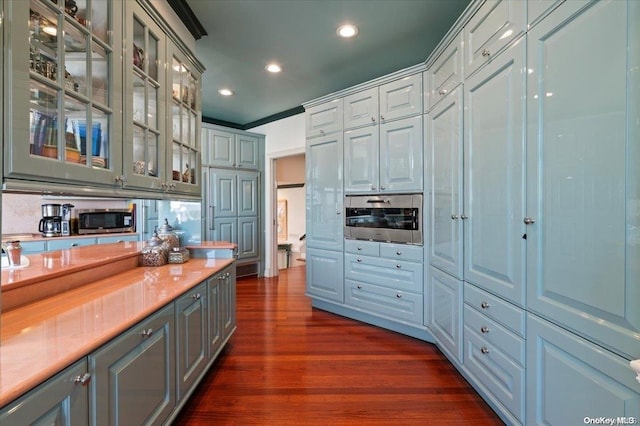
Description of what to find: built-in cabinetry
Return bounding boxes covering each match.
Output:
[19,234,139,254]
[202,124,264,276]
[2,0,203,198]
[0,262,237,424]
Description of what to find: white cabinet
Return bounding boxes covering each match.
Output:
[344,87,379,129]
[463,37,526,306]
[305,133,343,251]
[526,0,640,360]
[425,87,464,279]
[305,99,343,138]
[464,0,525,78]
[203,127,260,170]
[0,359,89,425]
[526,313,640,425]
[527,0,563,30]
[89,303,175,425]
[379,73,422,122]
[344,108,422,194]
[428,266,463,363]
[306,247,344,303]
[424,33,463,112]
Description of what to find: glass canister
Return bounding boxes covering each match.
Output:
[157,218,180,251]
[141,232,168,266]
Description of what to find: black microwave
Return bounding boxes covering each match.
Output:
[77,209,134,234]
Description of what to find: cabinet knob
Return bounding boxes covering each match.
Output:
[336,210,341,215]
[396,264,402,269]
[482,49,491,57]
[451,214,459,220]
[480,326,490,334]
[481,301,490,309]
[396,251,402,256]
[460,215,468,220]
[357,284,362,289]
[380,115,385,121]
[396,293,402,298]
[524,217,535,225]
[192,293,201,300]
[439,89,448,96]
[356,258,362,262]
[480,347,490,354]
[73,373,92,386]
[357,247,362,251]
[140,328,153,337]
[71,243,79,247]
[371,185,376,190]
[380,186,386,190]
[320,129,325,135]
[371,117,376,122]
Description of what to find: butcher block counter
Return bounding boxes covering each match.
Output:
[0,241,238,416]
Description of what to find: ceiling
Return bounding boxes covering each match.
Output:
[182,0,472,129]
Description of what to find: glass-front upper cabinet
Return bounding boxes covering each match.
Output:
[4,0,122,186]
[123,0,166,192]
[168,45,201,194]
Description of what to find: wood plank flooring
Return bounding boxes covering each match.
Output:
[174,266,502,425]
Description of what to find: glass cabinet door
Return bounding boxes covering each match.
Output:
[123,0,166,191]
[169,47,201,194]
[6,0,121,185]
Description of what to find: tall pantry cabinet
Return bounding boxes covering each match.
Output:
[525,0,640,423]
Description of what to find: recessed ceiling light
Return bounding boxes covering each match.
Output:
[337,24,358,38]
[265,63,282,73]
[218,89,234,96]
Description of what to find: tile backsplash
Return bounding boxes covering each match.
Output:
[2,194,129,235]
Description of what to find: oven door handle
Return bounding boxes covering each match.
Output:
[366,198,391,204]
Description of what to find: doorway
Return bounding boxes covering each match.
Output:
[274,154,306,271]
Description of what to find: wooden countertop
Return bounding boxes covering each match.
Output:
[0,244,235,408]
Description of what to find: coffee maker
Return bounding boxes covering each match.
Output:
[39,203,62,237]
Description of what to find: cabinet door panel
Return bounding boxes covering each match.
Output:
[306,248,344,302]
[306,99,343,138]
[464,0,525,77]
[235,134,259,169]
[428,267,463,363]
[209,130,235,167]
[237,217,258,259]
[0,360,88,425]
[344,126,379,192]
[425,89,463,279]
[237,171,259,216]
[89,304,175,426]
[176,282,207,401]
[344,87,379,129]
[464,39,525,306]
[211,218,237,244]
[379,74,422,122]
[210,169,237,217]
[527,0,563,30]
[379,115,422,192]
[207,275,222,358]
[425,33,463,112]
[526,0,640,359]
[527,314,640,425]
[306,134,343,251]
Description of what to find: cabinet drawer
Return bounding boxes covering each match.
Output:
[345,279,423,325]
[344,239,379,256]
[96,234,139,244]
[464,0,525,77]
[47,237,97,251]
[345,253,423,293]
[19,240,47,254]
[464,305,524,365]
[379,243,423,262]
[464,282,525,337]
[463,323,525,423]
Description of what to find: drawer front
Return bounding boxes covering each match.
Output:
[464,304,524,365]
[345,279,423,325]
[345,253,423,293]
[379,243,423,262]
[464,282,525,337]
[464,325,525,423]
[47,237,97,251]
[344,239,380,256]
[96,234,139,244]
[19,240,47,254]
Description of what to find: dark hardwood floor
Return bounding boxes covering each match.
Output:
[174,265,502,425]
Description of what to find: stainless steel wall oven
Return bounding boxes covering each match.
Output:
[344,193,423,245]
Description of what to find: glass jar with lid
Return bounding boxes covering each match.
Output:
[157,218,180,251]
[141,232,168,266]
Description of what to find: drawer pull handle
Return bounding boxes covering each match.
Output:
[481,301,490,309]
[439,89,448,96]
[396,264,402,269]
[357,258,362,263]
[480,326,490,334]
[71,243,79,247]
[524,217,536,225]
[73,373,92,386]
[396,251,402,256]
[140,328,153,337]
[480,347,490,354]
[192,294,201,300]
[482,49,491,57]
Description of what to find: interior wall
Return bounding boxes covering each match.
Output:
[249,113,306,277]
